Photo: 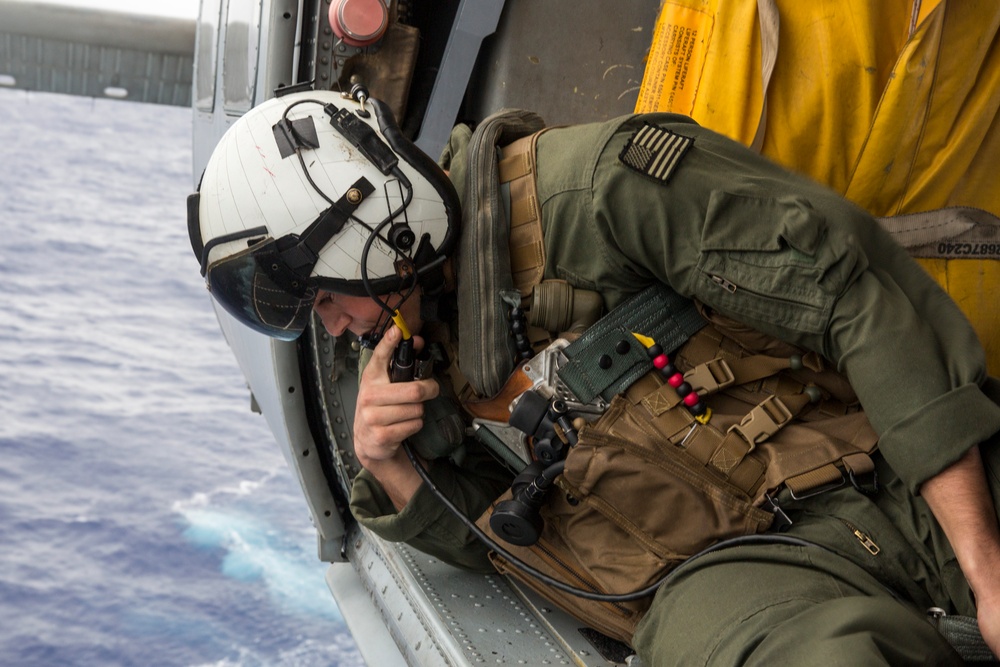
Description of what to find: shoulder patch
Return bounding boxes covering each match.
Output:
[618,123,693,184]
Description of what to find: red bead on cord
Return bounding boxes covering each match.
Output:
[643,334,709,419]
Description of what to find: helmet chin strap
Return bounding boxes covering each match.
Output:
[411,239,452,323]
[276,94,456,303]
[277,176,375,277]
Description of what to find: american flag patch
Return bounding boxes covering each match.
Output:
[619,123,693,183]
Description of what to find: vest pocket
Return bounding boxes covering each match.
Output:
[562,426,774,565]
[695,190,850,334]
[478,486,658,645]
[476,394,775,644]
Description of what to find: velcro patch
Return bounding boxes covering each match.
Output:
[619,123,693,183]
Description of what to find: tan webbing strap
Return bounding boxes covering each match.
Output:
[683,358,736,394]
[734,352,822,379]
[750,0,780,153]
[710,393,811,474]
[876,207,1000,260]
[841,452,875,477]
[727,457,767,498]
[784,464,843,497]
[497,142,531,181]
[684,354,801,394]
[783,452,876,498]
[499,131,548,296]
[682,426,724,465]
[676,425,766,498]
[624,371,664,405]
[682,340,824,396]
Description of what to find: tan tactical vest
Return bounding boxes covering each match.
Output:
[467,131,879,645]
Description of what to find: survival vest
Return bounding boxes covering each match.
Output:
[455,114,880,644]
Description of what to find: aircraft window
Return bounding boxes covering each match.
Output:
[223,0,263,113]
[0,74,15,87]
[195,0,224,112]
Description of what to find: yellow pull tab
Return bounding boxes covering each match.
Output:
[632,332,656,349]
[392,310,411,340]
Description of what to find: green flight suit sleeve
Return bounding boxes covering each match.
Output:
[346,328,513,572]
[535,113,1000,494]
[439,123,473,212]
[349,442,513,573]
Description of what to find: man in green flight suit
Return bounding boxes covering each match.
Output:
[189,89,1000,665]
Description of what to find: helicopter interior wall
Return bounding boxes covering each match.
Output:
[463,1,661,127]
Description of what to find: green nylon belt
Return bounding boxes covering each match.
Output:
[558,284,706,404]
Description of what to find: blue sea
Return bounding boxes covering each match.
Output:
[0,89,363,666]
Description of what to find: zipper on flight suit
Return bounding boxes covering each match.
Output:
[837,518,880,555]
[711,275,738,293]
[710,271,832,311]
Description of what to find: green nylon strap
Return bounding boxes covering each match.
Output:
[457,109,547,399]
[558,284,706,404]
[472,424,527,472]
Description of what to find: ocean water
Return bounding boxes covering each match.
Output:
[0,89,363,666]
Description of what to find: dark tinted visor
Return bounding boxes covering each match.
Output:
[205,238,316,341]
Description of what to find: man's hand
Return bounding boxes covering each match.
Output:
[920,445,1000,657]
[353,325,439,509]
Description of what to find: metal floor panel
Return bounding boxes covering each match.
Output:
[340,524,630,666]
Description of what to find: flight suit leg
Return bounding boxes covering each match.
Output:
[631,542,962,667]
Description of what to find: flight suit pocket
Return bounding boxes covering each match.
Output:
[696,190,849,334]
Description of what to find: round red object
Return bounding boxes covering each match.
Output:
[652,354,669,369]
[329,0,388,47]
[683,392,700,407]
[668,373,684,388]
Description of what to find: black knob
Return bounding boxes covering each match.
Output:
[490,498,544,546]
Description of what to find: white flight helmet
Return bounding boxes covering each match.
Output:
[187,88,460,340]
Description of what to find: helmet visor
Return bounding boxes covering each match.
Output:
[205,238,316,341]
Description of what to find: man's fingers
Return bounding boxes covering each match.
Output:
[360,401,425,426]
[364,327,427,382]
[367,419,426,453]
[367,324,402,375]
[360,377,439,408]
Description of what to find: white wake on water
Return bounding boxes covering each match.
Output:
[173,475,343,622]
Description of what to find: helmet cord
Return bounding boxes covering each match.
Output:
[281,99,423,322]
